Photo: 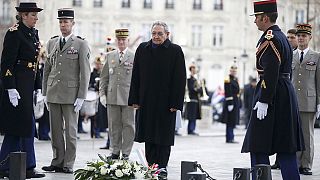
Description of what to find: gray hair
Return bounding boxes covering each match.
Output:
[151,21,169,32]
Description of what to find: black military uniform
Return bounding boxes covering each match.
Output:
[222,69,240,143]
[186,73,202,134]
[241,1,304,180]
[0,2,45,178]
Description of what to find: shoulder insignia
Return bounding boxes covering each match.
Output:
[50,35,59,39]
[5,69,12,76]
[77,36,85,40]
[8,24,19,32]
[264,30,274,40]
[261,80,267,89]
[224,77,230,83]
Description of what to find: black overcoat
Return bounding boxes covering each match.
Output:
[128,39,186,146]
[241,25,305,154]
[185,76,201,120]
[221,75,240,127]
[0,22,41,137]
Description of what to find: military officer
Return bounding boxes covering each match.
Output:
[99,29,135,160]
[222,62,240,143]
[241,1,304,180]
[41,8,91,173]
[292,24,320,176]
[0,2,45,178]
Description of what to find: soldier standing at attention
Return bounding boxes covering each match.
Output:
[222,63,240,143]
[0,2,45,178]
[41,8,91,174]
[99,29,135,160]
[292,24,320,176]
[241,1,305,180]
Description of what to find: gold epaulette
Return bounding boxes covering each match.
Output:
[9,24,19,32]
[224,77,230,83]
[264,30,274,40]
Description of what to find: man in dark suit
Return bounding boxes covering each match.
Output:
[128,21,186,179]
[185,65,201,135]
[243,77,257,129]
[0,2,45,178]
[241,1,305,180]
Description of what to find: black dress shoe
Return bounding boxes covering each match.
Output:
[271,163,280,170]
[78,130,87,134]
[62,167,73,174]
[26,169,45,179]
[226,140,239,144]
[122,154,129,160]
[299,168,312,175]
[107,153,120,160]
[158,168,168,180]
[0,170,9,178]
[42,165,63,172]
[188,132,199,136]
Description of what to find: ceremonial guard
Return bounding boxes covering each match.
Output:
[292,24,320,176]
[241,1,304,180]
[42,8,91,173]
[222,63,240,143]
[99,29,135,160]
[185,65,201,135]
[0,2,45,178]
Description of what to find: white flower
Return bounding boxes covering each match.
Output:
[122,168,131,175]
[84,166,95,171]
[134,170,145,179]
[115,169,123,177]
[133,163,141,171]
[100,166,109,175]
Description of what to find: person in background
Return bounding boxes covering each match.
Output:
[241,1,305,180]
[0,2,45,178]
[292,24,320,176]
[99,29,135,160]
[222,63,240,143]
[128,21,186,179]
[185,65,202,135]
[243,77,257,129]
[41,8,91,174]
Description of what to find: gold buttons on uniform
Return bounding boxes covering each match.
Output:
[298,81,301,83]
[298,88,301,91]
[59,63,62,65]
[299,73,301,76]
[58,71,61,74]
[57,80,60,82]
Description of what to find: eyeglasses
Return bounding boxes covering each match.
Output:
[151,32,165,37]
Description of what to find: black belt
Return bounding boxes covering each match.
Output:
[16,60,36,70]
[259,73,290,79]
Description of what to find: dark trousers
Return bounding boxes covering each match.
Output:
[187,118,196,134]
[226,124,234,142]
[0,120,36,171]
[250,152,300,180]
[145,142,171,168]
[37,107,50,140]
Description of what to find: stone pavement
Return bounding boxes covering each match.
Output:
[1,114,320,180]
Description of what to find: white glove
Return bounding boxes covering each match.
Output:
[43,96,49,110]
[8,89,21,107]
[227,105,234,112]
[74,98,85,112]
[316,104,320,119]
[253,101,268,120]
[35,89,44,103]
[100,95,107,108]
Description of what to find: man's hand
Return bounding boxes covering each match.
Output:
[43,96,49,110]
[8,89,21,107]
[253,101,268,120]
[74,98,85,112]
[132,104,140,109]
[317,104,320,119]
[100,95,107,108]
[170,108,177,112]
[227,105,234,112]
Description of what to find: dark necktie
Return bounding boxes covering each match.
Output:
[119,51,124,62]
[60,38,66,50]
[300,51,304,63]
